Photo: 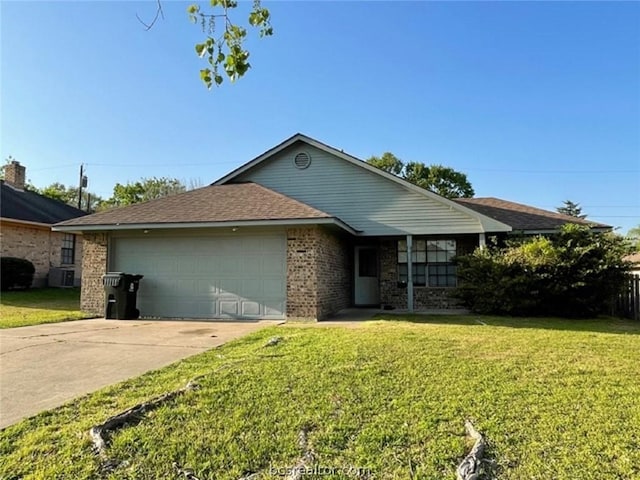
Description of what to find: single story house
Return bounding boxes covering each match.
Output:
[1,161,86,287]
[54,134,609,320]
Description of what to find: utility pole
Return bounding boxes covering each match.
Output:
[78,164,87,210]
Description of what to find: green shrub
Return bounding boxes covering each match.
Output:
[455,225,632,317]
[1,257,35,290]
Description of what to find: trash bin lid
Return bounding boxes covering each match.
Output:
[124,274,144,281]
[102,272,124,287]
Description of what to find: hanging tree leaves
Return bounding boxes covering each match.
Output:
[188,0,273,88]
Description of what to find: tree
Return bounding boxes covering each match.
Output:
[140,1,273,89]
[367,152,404,176]
[100,177,187,208]
[38,182,103,212]
[627,224,640,252]
[557,200,587,219]
[366,153,474,199]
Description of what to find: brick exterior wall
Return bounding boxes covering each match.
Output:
[0,221,83,287]
[286,226,351,320]
[81,233,108,315]
[380,235,478,310]
[316,228,352,319]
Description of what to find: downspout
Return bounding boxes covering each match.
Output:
[407,234,413,312]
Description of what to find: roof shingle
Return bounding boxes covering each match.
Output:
[454,197,610,232]
[1,181,86,224]
[55,183,333,227]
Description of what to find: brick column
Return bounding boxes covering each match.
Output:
[81,233,108,316]
[286,227,320,320]
[286,226,351,321]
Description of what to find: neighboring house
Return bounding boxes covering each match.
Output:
[54,134,611,320]
[1,161,86,287]
[625,252,640,276]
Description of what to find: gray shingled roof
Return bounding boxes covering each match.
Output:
[454,197,611,232]
[55,183,334,227]
[1,181,86,224]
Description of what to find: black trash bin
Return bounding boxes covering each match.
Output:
[103,272,144,319]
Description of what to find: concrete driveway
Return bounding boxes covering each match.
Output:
[0,318,278,429]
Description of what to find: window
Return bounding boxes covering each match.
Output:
[397,239,427,286]
[358,248,378,277]
[398,239,457,287]
[61,234,75,265]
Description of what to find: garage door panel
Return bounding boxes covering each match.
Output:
[264,301,285,317]
[196,257,218,274]
[263,278,285,297]
[241,301,260,316]
[177,257,199,275]
[241,278,262,297]
[241,256,262,275]
[219,301,239,316]
[218,256,240,275]
[263,255,285,275]
[219,278,241,295]
[112,233,286,319]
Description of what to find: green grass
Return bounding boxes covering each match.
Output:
[1,316,639,479]
[0,288,91,328]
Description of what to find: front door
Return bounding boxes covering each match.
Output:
[354,246,380,306]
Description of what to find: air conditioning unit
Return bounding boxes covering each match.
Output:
[49,268,75,288]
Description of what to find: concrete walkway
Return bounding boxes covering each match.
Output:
[0,318,278,429]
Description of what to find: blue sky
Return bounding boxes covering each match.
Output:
[1,1,639,233]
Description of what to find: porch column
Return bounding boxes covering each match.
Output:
[479,233,486,248]
[407,234,413,312]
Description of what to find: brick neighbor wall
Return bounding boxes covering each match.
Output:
[380,235,478,310]
[81,233,108,315]
[286,226,351,321]
[0,222,83,287]
[1,223,53,286]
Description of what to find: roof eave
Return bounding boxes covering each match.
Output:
[0,217,53,229]
[508,226,612,235]
[53,217,360,235]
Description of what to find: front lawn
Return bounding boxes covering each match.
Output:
[0,288,90,328]
[1,316,639,479]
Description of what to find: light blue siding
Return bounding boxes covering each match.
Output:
[235,144,484,236]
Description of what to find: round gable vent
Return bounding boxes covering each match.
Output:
[293,152,311,169]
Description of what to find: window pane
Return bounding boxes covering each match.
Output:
[398,264,408,282]
[359,249,377,277]
[398,251,407,263]
[398,240,407,252]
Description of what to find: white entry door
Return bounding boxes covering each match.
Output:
[354,246,379,306]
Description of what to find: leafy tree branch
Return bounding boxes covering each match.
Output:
[367,152,474,199]
[189,0,273,88]
[136,0,273,89]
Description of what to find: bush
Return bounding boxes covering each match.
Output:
[455,225,633,318]
[1,257,35,290]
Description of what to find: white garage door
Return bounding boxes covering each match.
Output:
[111,233,286,319]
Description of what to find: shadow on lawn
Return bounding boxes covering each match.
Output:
[374,313,640,335]
[0,288,81,311]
